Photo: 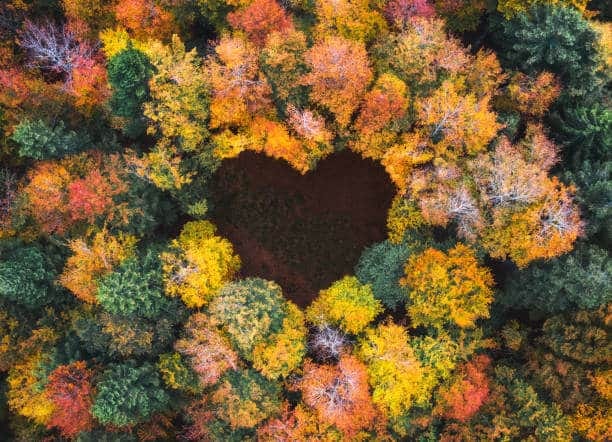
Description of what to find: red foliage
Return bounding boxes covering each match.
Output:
[46,361,94,438]
[70,55,110,111]
[385,0,435,27]
[439,355,491,422]
[228,0,294,46]
[68,170,115,223]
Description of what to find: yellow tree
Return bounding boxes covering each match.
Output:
[401,244,494,330]
[358,322,433,418]
[314,0,387,43]
[306,276,382,335]
[161,221,241,308]
[301,36,372,128]
[59,229,137,304]
[143,35,210,153]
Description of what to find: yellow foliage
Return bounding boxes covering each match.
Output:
[381,133,433,192]
[212,129,254,159]
[401,244,494,329]
[59,229,137,303]
[314,0,387,43]
[359,323,433,417]
[386,195,426,244]
[253,303,307,379]
[497,0,589,19]
[99,27,149,58]
[161,221,241,308]
[125,143,193,191]
[7,352,55,425]
[571,403,612,441]
[306,276,382,334]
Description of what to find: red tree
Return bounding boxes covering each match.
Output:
[46,361,94,438]
[228,0,294,47]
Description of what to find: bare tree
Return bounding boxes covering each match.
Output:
[18,20,94,84]
[309,325,350,361]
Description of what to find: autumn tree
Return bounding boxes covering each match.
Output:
[208,278,289,359]
[506,71,561,118]
[301,37,372,128]
[384,0,435,30]
[358,322,432,418]
[306,276,382,335]
[497,0,588,18]
[433,0,486,32]
[228,0,293,46]
[174,312,238,387]
[143,35,211,153]
[313,0,387,43]
[257,402,343,440]
[436,354,490,421]
[115,0,175,40]
[161,220,240,308]
[92,362,170,427]
[59,229,137,304]
[300,355,377,436]
[401,244,494,330]
[211,368,282,429]
[45,361,94,438]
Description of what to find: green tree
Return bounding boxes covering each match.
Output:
[11,119,85,160]
[0,242,57,309]
[97,249,176,319]
[107,46,154,138]
[92,362,170,427]
[355,240,412,310]
[208,278,288,359]
[491,4,604,100]
[501,244,611,315]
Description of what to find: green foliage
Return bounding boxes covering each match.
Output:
[157,352,201,393]
[97,249,176,319]
[355,240,412,310]
[107,46,154,138]
[0,242,57,309]
[208,278,288,359]
[501,243,611,315]
[491,4,604,100]
[92,362,170,427]
[11,119,85,160]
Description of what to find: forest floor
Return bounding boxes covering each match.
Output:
[209,150,396,306]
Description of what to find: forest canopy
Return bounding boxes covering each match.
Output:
[0,0,610,440]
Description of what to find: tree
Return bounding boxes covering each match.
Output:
[115,0,175,40]
[501,243,611,314]
[306,276,382,335]
[208,278,289,359]
[384,0,435,30]
[252,302,307,379]
[97,249,174,319]
[301,37,372,128]
[417,79,500,159]
[211,368,282,429]
[497,0,588,18]
[358,322,432,418]
[313,0,387,43]
[11,119,83,159]
[45,361,94,438]
[506,72,561,118]
[354,239,412,309]
[257,402,342,441]
[107,46,154,138]
[300,355,377,436]
[436,355,490,422]
[308,325,350,362]
[157,352,201,394]
[92,362,170,427]
[491,4,604,100]
[228,0,293,47]
[161,221,240,308]
[207,35,272,130]
[401,244,494,330]
[0,242,57,309]
[143,35,211,153]
[174,312,238,387]
[59,229,137,304]
[433,0,486,32]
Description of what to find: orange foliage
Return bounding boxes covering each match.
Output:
[46,361,94,438]
[257,402,341,441]
[300,355,376,437]
[438,355,490,421]
[301,37,372,128]
[507,72,561,118]
[70,56,110,111]
[115,0,175,40]
[228,0,294,46]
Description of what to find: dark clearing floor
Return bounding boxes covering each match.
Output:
[209,150,396,307]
